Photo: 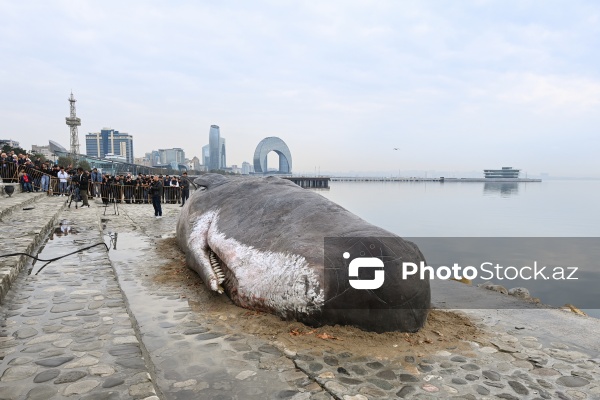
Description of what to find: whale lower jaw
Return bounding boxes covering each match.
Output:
[188,210,325,319]
[208,248,226,293]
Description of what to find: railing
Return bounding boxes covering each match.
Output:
[1,164,191,204]
[1,164,60,194]
[0,162,19,183]
[96,184,188,204]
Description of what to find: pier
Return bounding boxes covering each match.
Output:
[330,176,542,183]
[283,176,542,188]
[283,176,330,188]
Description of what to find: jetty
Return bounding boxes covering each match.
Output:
[330,176,541,183]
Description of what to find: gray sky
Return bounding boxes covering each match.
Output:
[1,1,599,176]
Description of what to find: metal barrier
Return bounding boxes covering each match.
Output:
[1,164,54,194]
[1,166,191,204]
[0,162,19,183]
[97,184,186,204]
[20,166,52,193]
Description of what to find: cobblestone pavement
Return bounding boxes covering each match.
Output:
[1,194,600,399]
[98,201,319,400]
[0,193,64,301]
[0,198,158,399]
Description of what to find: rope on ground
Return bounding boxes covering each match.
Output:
[0,242,109,275]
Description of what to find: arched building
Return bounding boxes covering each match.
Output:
[253,137,292,174]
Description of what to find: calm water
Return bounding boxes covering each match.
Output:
[319,180,600,237]
[318,180,600,316]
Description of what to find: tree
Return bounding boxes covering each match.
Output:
[1,144,28,155]
[77,159,91,171]
[32,153,47,163]
[57,156,75,169]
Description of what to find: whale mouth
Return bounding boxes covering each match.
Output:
[208,247,227,294]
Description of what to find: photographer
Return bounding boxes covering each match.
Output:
[124,173,134,204]
[142,175,151,204]
[74,167,90,207]
[112,175,123,203]
[101,174,112,204]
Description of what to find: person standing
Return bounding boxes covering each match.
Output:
[57,167,69,196]
[91,168,102,197]
[162,175,170,203]
[40,163,50,193]
[124,173,133,204]
[101,174,112,205]
[112,175,123,203]
[150,175,163,218]
[169,175,179,204]
[180,172,190,207]
[76,167,90,207]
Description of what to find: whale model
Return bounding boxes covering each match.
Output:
[176,174,430,332]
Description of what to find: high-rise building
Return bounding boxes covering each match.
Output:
[219,137,226,169]
[134,157,150,166]
[86,128,134,163]
[145,151,160,166]
[0,139,20,148]
[31,144,54,159]
[158,148,185,165]
[190,156,201,171]
[241,161,252,175]
[208,125,226,171]
[202,145,210,167]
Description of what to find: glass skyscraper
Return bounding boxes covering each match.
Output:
[208,125,226,171]
[86,128,134,164]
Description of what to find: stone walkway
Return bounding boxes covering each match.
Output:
[0,192,63,301]
[0,192,599,399]
[0,195,158,399]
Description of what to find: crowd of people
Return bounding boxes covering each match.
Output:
[1,150,192,214]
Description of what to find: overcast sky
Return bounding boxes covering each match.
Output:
[1,1,599,176]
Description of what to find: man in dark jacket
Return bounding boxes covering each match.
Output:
[180,172,190,207]
[150,175,163,218]
[75,167,90,207]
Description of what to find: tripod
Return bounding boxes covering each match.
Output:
[103,198,119,216]
[103,185,120,216]
[67,186,81,209]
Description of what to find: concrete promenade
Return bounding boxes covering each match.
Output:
[0,191,599,399]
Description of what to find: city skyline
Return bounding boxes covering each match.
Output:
[2,1,600,177]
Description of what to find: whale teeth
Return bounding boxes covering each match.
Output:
[209,249,226,286]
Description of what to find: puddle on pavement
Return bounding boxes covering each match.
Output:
[29,219,87,275]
